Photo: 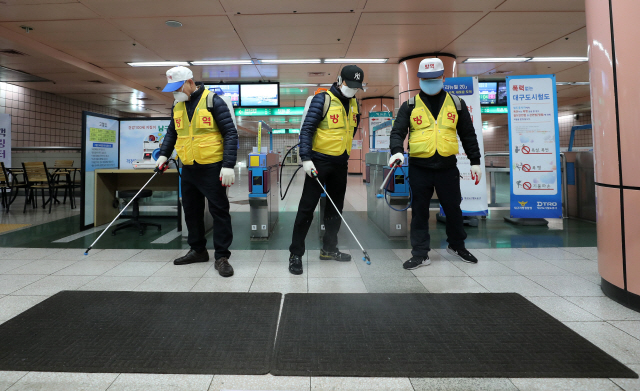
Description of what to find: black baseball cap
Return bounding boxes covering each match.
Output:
[340,65,365,89]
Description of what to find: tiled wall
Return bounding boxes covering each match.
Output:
[0,82,129,149]
[237,134,300,165]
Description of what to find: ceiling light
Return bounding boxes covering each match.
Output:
[127,61,190,67]
[324,58,388,63]
[570,82,590,85]
[259,59,321,64]
[464,57,531,63]
[165,20,182,27]
[556,81,590,86]
[191,60,253,65]
[319,84,333,87]
[530,57,588,62]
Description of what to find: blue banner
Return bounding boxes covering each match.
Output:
[506,75,562,218]
[443,77,474,96]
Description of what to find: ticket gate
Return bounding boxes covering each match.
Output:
[248,153,279,239]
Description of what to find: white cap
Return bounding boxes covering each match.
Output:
[162,66,193,92]
[417,58,445,79]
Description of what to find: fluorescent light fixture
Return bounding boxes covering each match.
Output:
[190,60,253,65]
[571,82,590,85]
[530,57,588,62]
[464,57,531,63]
[319,84,333,87]
[556,81,590,86]
[127,61,189,67]
[324,58,388,63]
[259,59,321,64]
[281,84,317,87]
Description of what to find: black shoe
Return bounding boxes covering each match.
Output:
[214,257,234,277]
[174,249,209,265]
[319,249,352,262]
[289,253,303,275]
[447,245,478,264]
[403,255,431,270]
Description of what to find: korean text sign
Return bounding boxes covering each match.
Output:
[0,114,10,167]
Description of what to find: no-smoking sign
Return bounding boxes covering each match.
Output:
[522,146,530,154]
[522,164,531,172]
[523,182,532,190]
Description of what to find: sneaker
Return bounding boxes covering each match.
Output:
[403,255,431,270]
[447,245,478,264]
[214,257,234,277]
[174,249,209,266]
[319,249,352,262]
[289,253,303,275]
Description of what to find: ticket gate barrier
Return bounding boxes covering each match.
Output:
[248,153,279,239]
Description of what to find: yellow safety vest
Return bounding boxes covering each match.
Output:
[408,93,460,158]
[173,89,223,165]
[312,91,359,156]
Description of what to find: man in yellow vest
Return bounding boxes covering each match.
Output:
[156,66,238,277]
[389,58,482,269]
[287,65,363,275]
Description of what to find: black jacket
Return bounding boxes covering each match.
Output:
[160,84,238,168]
[299,83,361,164]
[390,90,481,170]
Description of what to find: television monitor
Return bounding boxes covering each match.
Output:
[478,82,497,105]
[240,83,279,107]
[205,84,240,107]
[497,81,507,105]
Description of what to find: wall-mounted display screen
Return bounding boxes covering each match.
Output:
[478,82,497,105]
[240,83,279,107]
[205,84,240,107]
[497,81,507,105]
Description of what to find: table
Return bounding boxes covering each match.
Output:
[94,169,180,227]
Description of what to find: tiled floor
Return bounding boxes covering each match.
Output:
[0,246,639,390]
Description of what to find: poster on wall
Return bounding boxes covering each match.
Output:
[442,76,488,216]
[81,112,119,229]
[369,112,393,150]
[119,119,172,169]
[506,74,562,219]
[0,113,10,168]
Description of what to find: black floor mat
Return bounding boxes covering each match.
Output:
[0,291,281,375]
[272,293,638,378]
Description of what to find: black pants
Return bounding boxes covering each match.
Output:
[289,159,348,256]
[181,162,233,260]
[409,165,466,257]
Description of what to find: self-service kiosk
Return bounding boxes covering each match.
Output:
[248,153,279,239]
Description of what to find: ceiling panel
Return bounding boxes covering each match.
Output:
[554,63,589,82]
[0,3,98,21]
[497,0,585,11]
[111,16,237,40]
[359,11,483,26]
[524,27,587,57]
[479,61,586,77]
[219,0,365,14]
[247,43,347,59]
[80,0,226,18]
[0,19,132,43]
[363,0,505,12]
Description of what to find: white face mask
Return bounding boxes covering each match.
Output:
[173,84,189,103]
[340,84,358,98]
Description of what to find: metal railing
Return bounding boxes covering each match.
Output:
[484,152,568,218]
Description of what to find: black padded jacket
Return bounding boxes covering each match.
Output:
[299,83,360,164]
[159,84,238,168]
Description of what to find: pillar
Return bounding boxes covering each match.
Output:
[586,0,640,310]
[398,53,457,104]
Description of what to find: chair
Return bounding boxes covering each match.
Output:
[52,160,76,208]
[111,189,162,236]
[21,162,67,213]
[0,163,28,213]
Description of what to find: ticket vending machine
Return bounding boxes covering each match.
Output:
[248,153,279,239]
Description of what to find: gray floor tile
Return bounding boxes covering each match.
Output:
[250,277,307,293]
[510,378,622,391]
[79,276,147,291]
[133,277,199,292]
[476,248,539,262]
[107,373,213,391]
[204,260,260,278]
[104,262,166,277]
[256,260,307,278]
[209,374,310,391]
[191,277,253,292]
[307,259,361,278]
[261,250,292,262]
[42,248,104,262]
[409,260,467,277]
[610,321,640,340]
[564,297,640,321]
[564,321,640,364]
[411,377,517,391]
[308,277,367,293]
[353,250,410,278]
[128,249,185,262]
[152,261,212,278]
[0,248,27,258]
[497,260,573,276]
[527,275,603,296]
[12,275,96,296]
[228,249,266,262]
[526,296,602,322]
[0,371,27,391]
[562,247,598,260]
[7,371,118,391]
[519,247,587,260]
[363,276,429,293]
[7,259,78,275]
[436,248,495,263]
[0,274,44,295]
[454,260,520,277]
[313,376,414,390]
[0,295,47,322]
[0,259,36,274]
[472,276,555,296]
[544,258,599,275]
[611,364,640,390]
[417,276,489,293]
[84,249,142,262]
[54,260,124,276]
[9,248,65,260]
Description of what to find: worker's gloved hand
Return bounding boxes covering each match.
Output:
[470,165,482,185]
[155,156,168,173]
[219,167,235,187]
[302,160,317,177]
[389,153,404,167]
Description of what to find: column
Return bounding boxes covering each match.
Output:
[586,0,640,311]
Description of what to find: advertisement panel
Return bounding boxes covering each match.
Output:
[119,119,172,170]
[506,75,562,218]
